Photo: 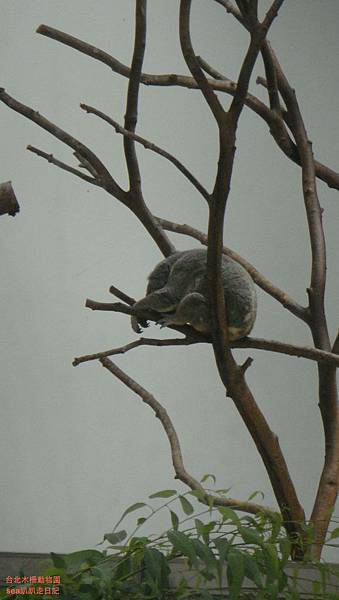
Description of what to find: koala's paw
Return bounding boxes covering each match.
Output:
[131,315,150,334]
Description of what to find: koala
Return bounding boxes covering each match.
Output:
[132,249,257,341]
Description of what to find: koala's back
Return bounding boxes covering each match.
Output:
[146,252,183,295]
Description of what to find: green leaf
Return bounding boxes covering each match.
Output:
[178,495,194,515]
[167,530,198,566]
[170,510,179,531]
[239,525,263,547]
[329,527,339,540]
[120,501,147,520]
[60,549,104,574]
[279,538,291,567]
[200,473,216,485]
[191,538,216,572]
[217,506,240,525]
[263,543,280,582]
[194,518,216,545]
[214,537,231,562]
[243,553,263,589]
[227,550,245,600]
[149,489,177,499]
[136,517,147,526]
[188,489,206,502]
[104,530,127,545]
[214,487,232,495]
[247,490,264,501]
[143,547,170,588]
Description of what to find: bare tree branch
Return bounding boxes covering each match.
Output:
[123,0,146,195]
[262,44,338,560]
[0,92,174,258]
[179,1,225,124]
[234,337,339,368]
[80,103,210,202]
[109,285,136,306]
[74,151,100,178]
[85,299,133,314]
[213,0,243,22]
[0,181,20,216]
[0,88,123,199]
[177,2,305,556]
[74,332,339,368]
[73,336,197,366]
[27,145,100,186]
[100,356,277,517]
[35,24,339,191]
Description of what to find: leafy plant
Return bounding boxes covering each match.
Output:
[1,486,338,599]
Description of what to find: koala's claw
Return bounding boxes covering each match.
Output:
[131,315,150,334]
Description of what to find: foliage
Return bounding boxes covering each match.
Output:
[1,486,338,599]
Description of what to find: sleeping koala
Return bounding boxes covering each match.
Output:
[132,249,257,340]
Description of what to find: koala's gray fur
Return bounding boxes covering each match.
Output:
[132,249,257,340]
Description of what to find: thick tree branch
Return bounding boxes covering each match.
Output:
[177,2,305,556]
[123,0,146,195]
[100,357,277,517]
[80,103,210,202]
[264,45,338,560]
[228,1,284,122]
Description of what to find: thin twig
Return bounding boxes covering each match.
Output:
[73,151,99,178]
[27,145,100,186]
[100,357,277,517]
[73,337,195,366]
[80,103,210,202]
[109,285,136,306]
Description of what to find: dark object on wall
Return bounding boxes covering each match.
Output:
[0,181,20,216]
